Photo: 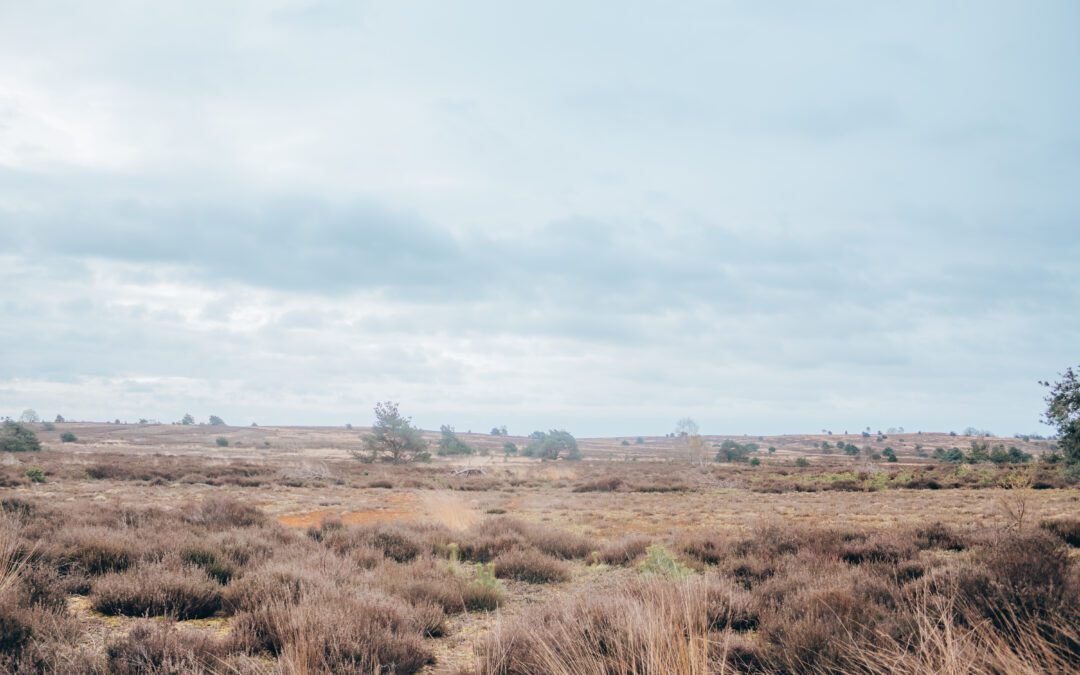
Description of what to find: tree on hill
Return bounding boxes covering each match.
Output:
[209,415,226,426]
[437,425,474,456]
[0,421,42,452]
[354,401,429,463]
[180,413,195,425]
[1041,366,1080,467]
[19,409,39,424]
[714,440,758,463]
[523,430,580,460]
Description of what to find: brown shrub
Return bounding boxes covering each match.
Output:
[1040,517,1080,547]
[231,591,432,674]
[91,563,223,619]
[493,548,571,584]
[571,476,622,492]
[105,620,229,675]
[476,578,714,674]
[913,521,967,551]
[179,546,237,584]
[598,535,651,565]
[679,531,730,566]
[182,497,266,529]
[840,533,915,565]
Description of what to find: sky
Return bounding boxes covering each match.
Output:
[1,1,1077,437]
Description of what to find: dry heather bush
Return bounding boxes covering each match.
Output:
[230,591,433,674]
[756,565,902,672]
[91,563,223,619]
[840,532,916,565]
[1040,516,1080,546]
[376,557,503,616]
[461,517,591,562]
[222,548,358,613]
[477,578,718,675]
[571,476,622,492]
[597,535,651,565]
[492,548,570,584]
[313,521,451,563]
[679,530,731,566]
[182,496,265,529]
[179,545,237,584]
[913,521,968,551]
[105,620,229,675]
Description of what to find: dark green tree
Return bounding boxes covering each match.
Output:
[354,401,429,463]
[437,425,474,456]
[0,421,42,452]
[524,430,580,460]
[1041,366,1080,466]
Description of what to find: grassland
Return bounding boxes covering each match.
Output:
[0,422,1076,673]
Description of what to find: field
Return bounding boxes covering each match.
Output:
[1,422,1077,673]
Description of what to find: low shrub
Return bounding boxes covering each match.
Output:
[106,620,228,674]
[91,563,223,619]
[597,535,651,565]
[572,476,622,492]
[182,497,266,529]
[1040,517,1080,547]
[493,548,571,584]
[230,591,433,674]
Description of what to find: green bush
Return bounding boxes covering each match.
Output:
[215,437,229,447]
[61,432,78,443]
[0,421,41,452]
[795,457,810,468]
[437,425,473,456]
[25,466,45,483]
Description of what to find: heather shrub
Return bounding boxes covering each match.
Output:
[105,621,228,675]
[179,546,237,584]
[572,476,622,492]
[182,497,265,529]
[597,535,651,565]
[493,548,571,583]
[477,578,714,674]
[231,591,433,674]
[1040,517,1080,547]
[91,563,223,619]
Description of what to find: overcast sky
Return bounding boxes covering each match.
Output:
[1,2,1077,436]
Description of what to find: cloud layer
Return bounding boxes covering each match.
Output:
[1,2,1077,435]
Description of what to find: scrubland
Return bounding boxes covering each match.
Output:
[0,423,1077,673]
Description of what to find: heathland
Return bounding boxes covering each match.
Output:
[0,421,1077,673]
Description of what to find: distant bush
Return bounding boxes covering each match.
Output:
[572,476,622,492]
[0,421,41,452]
[60,432,77,443]
[208,415,226,426]
[714,440,758,463]
[25,467,45,483]
[523,430,580,460]
[635,436,645,444]
[42,422,56,431]
[215,437,229,447]
[503,441,518,456]
[436,425,473,456]
[795,457,810,467]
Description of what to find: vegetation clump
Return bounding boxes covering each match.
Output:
[0,421,41,453]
